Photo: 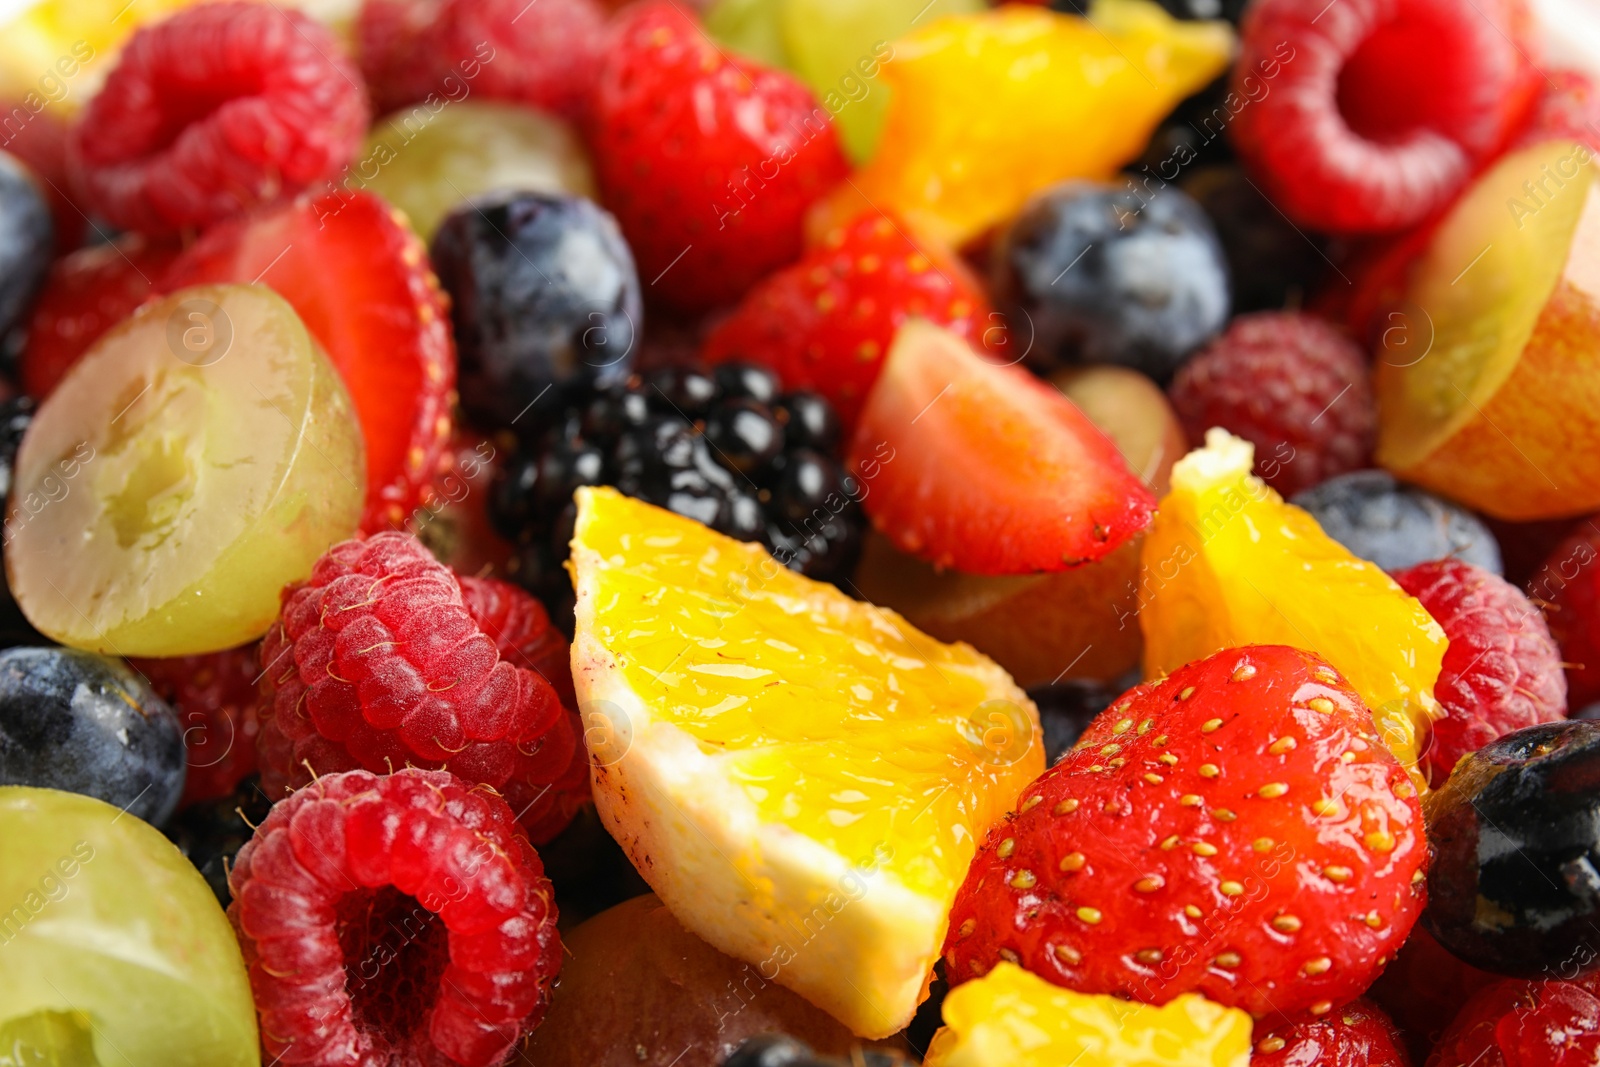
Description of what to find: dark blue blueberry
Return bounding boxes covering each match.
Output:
[0,648,184,826]
[431,192,640,433]
[1182,165,1329,313]
[1291,470,1502,575]
[992,180,1229,380]
[1425,721,1600,978]
[0,152,53,345]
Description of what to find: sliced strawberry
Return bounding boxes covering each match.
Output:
[161,191,455,533]
[848,321,1154,575]
[19,234,182,399]
[702,212,994,431]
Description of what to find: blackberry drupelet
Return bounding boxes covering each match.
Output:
[163,775,274,905]
[489,362,863,615]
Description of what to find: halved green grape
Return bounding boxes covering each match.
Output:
[0,785,258,1067]
[361,101,597,240]
[6,283,365,657]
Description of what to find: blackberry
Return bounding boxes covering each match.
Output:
[163,775,275,905]
[0,394,46,649]
[489,362,865,616]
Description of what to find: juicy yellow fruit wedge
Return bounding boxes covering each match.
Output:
[569,487,1043,1037]
[0,0,195,110]
[1139,430,1446,783]
[808,0,1233,248]
[924,963,1251,1067]
[1375,140,1600,519]
[7,284,365,656]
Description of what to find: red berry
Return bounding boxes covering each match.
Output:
[1252,999,1411,1066]
[1391,559,1566,786]
[1168,311,1375,497]
[848,321,1154,575]
[436,0,605,121]
[589,1,849,312]
[1534,522,1600,709]
[943,645,1427,1019]
[1230,0,1539,233]
[1512,69,1600,153]
[132,646,262,808]
[1429,972,1600,1067]
[68,2,369,236]
[0,102,85,252]
[228,767,560,1067]
[256,533,586,843]
[18,233,182,400]
[355,0,451,115]
[1367,925,1498,1063]
[161,191,455,532]
[702,212,994,431]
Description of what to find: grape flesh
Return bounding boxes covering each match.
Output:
[0,785,258,1067]
[6,283,365,657]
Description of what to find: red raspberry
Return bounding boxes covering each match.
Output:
[1367,925,1498,1063]
[1391,559,1567,786]
[590,1,850,312]
[256,533,586,843]
[1534,522,1600,709]
[68,2,369,236]
[944,645,1427,1020]
[457,575,577,713]
[1230,0,1539,233]
[1251,999,1410,1065]
[1168,312,1375,496]
[132,646,262,808]
[355,0,450,116]
[1513,70,1600,152]
[1429,972,1600,1067]
[228,767,560,1067]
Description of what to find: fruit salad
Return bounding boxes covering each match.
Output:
[4,0,1600,1064]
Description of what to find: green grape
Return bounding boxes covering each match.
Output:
[361,101,597,241]
[703,0,789,68]
[0,786,258,1067]
[6,283,365,657]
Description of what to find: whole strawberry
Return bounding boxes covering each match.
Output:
[944,644,1427,1019]
[1391,559,1566,787]
[702,212,994,429]
[589,1,849,312]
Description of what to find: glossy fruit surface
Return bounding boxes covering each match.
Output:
[570,486,1042,1036]
[361,101,596,242]
[702,211,993,431]
[6,284,365,656]
[991,181,1229,381]
[1425,721,1600,978]
[922,962,1252,1067]
[161,191,453,532]
[0,150,52,340]
[1291,470,1502,574]
[523,894,879,1067]
[1229,0,1538,233]
[848,321,1155,575]
[0,784,258,1067]
[431,191,639,434]
[1366,925,1496,1063]
[1140,430,1446,780]
[1427,971,1600,1067]
[19,233,181,400]
[808,1,1232,249]
[945,645,1427,1018]
[1249,999,1410,1066]
[1374,140,1600,519]
[0,647,184,825]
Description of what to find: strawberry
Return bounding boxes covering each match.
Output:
[702,212,995,430]
[588,0,849,313]
[19,233,182,399]
[847,321,1153,575]
[944,644,1428,1019]
[160,190,455,533]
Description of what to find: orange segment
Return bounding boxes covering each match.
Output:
[807,0,1233,248]
[1139,431,1446,785]
[569,487,1042,1036]
[923,963,1252,1067]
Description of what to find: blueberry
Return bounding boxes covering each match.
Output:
[1291,470,1502,575]
[1425,721,1600,978]
[705,399,784,476]
[992,180,1230,380]
[722,1034,911,1067]
[0,648,184,826]
[1183,165,1329,313]
[431,192,641,434]
[0,152,53,345]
